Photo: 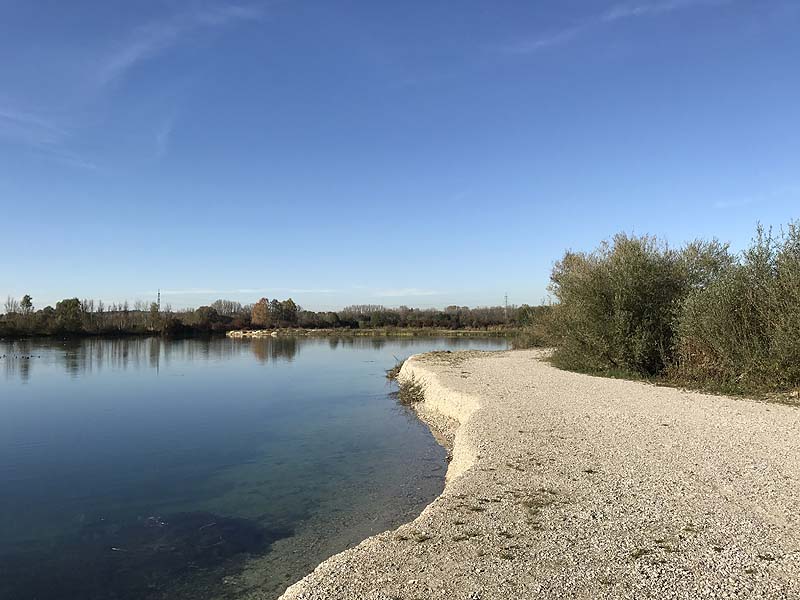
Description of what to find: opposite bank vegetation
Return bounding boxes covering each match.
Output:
[0,297,524,340]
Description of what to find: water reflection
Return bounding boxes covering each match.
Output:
[0,335,501,382]
[251,337,298,364]
[0,337,301,382]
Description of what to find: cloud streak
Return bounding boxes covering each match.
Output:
[1,3,265,170]
[155,118,174,159]
[373,288,442,298]
[96,3,265,88]
[602,0,698,21]
[502,0,731,55]
[0,105,99,170]
[155,288,337,296]
[502,27,584,54]
[0,107,67,147]
[713,182,800,210]
[713,197,754,210]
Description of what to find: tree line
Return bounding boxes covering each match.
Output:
[1,294,528,338]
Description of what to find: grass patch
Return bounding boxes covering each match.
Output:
[397,374,425,405]
[520,488,559,526]
[386,356,405,380]
[630,547,652,560]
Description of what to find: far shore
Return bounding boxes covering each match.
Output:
[0,327,520,344]
[277,349,800,599]
[227,327,517,339]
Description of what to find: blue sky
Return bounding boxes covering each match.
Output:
[1,0,798,310]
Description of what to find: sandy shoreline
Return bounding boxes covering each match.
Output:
[278,349,800,599]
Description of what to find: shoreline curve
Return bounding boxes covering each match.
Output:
[278,348,800,599]
[278,350,484,599]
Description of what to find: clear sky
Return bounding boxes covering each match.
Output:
[1,0,798,310]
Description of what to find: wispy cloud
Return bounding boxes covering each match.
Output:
[96,3,265,88]
[0,107,67,147]
[0,105,98,170]
[373,288,442,298]
[1,3,265,170]
[602,0,697,22]
[502,0,731,55]
[284,288,338,294]
[713,197,755,210]
[42,148,99,171]
[502,27,584,55]
[155,118,174,159]
[155,287,337,296]
[713,182,800,210]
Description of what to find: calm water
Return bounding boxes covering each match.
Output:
[0,335,508,600]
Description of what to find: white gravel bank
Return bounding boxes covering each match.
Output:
[278,349,800,599]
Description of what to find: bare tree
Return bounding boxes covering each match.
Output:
[211,299,244,316]
[4,296,20,315]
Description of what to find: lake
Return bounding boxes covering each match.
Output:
[0,335,508,600]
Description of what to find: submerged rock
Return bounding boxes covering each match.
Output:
[0,511,292,600]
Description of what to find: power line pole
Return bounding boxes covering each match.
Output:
[157,289,161,312]
[504,293,508,323]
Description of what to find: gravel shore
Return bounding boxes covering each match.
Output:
[279,349,800,599]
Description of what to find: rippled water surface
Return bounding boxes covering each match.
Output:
[0,335,508,600]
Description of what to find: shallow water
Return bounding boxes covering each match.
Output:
[0,335,508,599]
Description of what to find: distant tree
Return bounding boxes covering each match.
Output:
[20,295,33,315]
[280,298,299,325]
[192,306,219,329]
[211,299,243,316]
[148,302,161,330]
[269,299,282,324]
[251,298,270,327]
[55,298,83,332]
[516,304,535,326]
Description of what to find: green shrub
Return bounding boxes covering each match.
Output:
[675,223,800,391]
[548,234,732,376]
[398,375,425,405]
[513,304,556,348]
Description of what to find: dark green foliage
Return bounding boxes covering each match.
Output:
[548,235,731,375]
[513,304,556,348]
[20,294,33,314]
[188,306,220,329]
[548,222,800,394]
[54,298,84,333]
[674,223,800,392]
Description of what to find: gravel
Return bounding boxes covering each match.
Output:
[278,349,800,599]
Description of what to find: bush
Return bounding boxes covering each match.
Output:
[674,223,800,391]
[548,234,732,376]
[397,375,425,405]
[513,304,556,348]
